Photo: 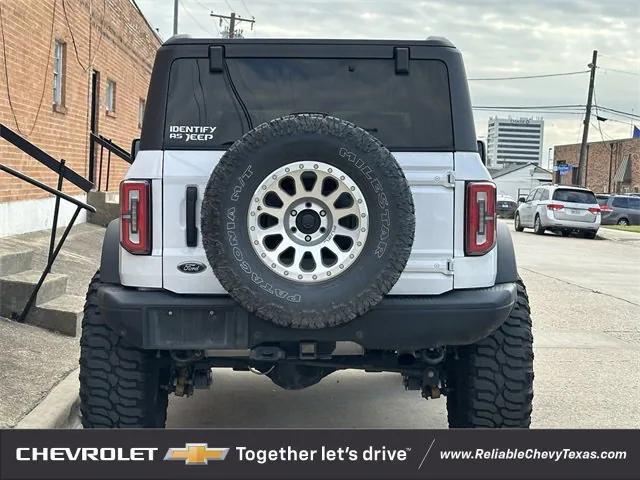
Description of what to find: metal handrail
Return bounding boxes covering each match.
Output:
[90,133,132,164]
[90,132,133,192]
[1,124,93,192]
[0,125,96,324]
[0,164,96,213]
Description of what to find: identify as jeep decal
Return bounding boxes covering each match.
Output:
[177,262,207,273]
[339,148,390,258]
[168,125,217,142]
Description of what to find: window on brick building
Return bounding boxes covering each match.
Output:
[138,99,145,128]
[53,40,66,108]
[106,79,117,113]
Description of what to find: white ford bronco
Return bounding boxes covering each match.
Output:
[79,37,533,428]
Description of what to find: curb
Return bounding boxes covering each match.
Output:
[598,228,640,243]
[15,368,81,429]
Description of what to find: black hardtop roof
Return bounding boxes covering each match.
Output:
[163,36,456,48]
[140,35,478,152]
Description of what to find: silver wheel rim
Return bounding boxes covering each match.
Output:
[247,161,369,283]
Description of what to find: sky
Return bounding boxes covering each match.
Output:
[136,0,640,169]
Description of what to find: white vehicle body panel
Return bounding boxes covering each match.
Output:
[119,151,163,288]
[452,152,497,289]
[120,149,497,294]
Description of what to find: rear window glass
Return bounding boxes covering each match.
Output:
[164,57,453,150]
[612,197,629,208]
[612,196,640,209]
[552,189,597,204]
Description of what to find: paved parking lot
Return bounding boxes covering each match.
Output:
[167,221,640,428]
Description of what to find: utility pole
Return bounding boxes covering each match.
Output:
[173,0,178,35]
[577,50,597,187]
[210,12,255,38]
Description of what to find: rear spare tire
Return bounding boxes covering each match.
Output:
[201,114,415,329]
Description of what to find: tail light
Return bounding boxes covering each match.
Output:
[588,206,601,214]
[465,182,496,256]
[120,180,151,254]
[599,205,613,213]
[547,203,564,211]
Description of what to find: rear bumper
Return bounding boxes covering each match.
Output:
[542,210,600,230]
[97,282,517,351]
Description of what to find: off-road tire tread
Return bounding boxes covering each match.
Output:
[202,114,415,328]
[79,271,169,428]
[446,279,534,428]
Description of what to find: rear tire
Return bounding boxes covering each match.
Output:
[514,213,524,232]
[533,215,545,235]
[445,279,534,428]
[617,218,629,226]
[79,272,170,428]
[584,230,597,239]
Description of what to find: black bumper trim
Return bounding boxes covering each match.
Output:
[97,283,517,350]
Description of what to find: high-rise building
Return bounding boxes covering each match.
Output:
[486,117,544,168]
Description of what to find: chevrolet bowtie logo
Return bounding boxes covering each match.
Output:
[164,443,229,465]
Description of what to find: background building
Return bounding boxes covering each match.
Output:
[486,116,544,168]
[553,137,640,194]
[490,162,553,200]
[0,0,161,237]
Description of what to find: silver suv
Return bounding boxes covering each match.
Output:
[514,185,600,238]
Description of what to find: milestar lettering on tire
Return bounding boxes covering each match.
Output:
[201,114,415,328]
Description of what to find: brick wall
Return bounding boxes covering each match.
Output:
[0,0,160,204]
[553,138,640,194]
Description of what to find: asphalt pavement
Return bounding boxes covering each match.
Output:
[167,220,640,429]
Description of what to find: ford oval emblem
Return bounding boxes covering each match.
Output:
[177,262,207,274]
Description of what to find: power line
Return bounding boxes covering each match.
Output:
[468,70,589,81]
[210,11,255,38]
[62,0,89,72]
[596,106,640,120]
[0,0,58,136]
[239,0,253,17]
[181,0,214,34]
[472,104,586,110]
[597,66,640,77]
[472,108,584,115]
[599,52,640,65]
[592,89,609,143]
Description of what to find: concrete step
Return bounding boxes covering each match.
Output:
[29,294,85,337]
[0,246,33,276]
[104,191,120,204]
[87,190,120,227]
[0,270,68,320]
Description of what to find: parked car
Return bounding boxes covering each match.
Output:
[79,37,533,429]
[496,194,518,218]
[598,195,640,225]
[514,185,600,238]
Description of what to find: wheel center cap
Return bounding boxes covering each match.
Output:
[296,209,321,234]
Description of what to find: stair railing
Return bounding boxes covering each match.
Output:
[89,133,133,191]
[0,123,96,322]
